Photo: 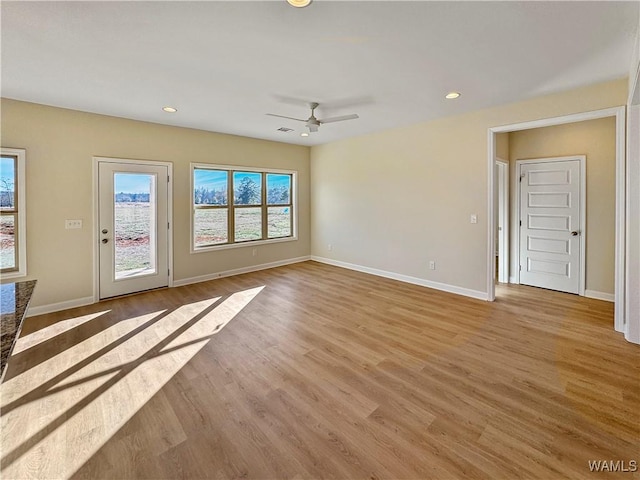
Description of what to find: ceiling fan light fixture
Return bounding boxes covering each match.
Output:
[287,0,312,7]
[300,132,309,137]
[162,106,178,113]
[445,92,461,100]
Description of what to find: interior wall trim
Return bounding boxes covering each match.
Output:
[172,256,311,288]
[311,256,488,301]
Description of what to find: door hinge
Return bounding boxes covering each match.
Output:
[520,173,525,182]
[168,222,170,229]
[519,220,522,227]
[168,269,170,276]
[519,265,522,271]
[167,175,170,183]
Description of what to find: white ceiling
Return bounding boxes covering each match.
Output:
[1,1,638,146]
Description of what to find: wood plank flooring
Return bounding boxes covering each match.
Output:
[1,261,638,479]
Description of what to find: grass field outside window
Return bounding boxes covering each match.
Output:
[192,164,296,250]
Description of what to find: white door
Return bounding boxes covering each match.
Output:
[519,158,584,294]
[98,161,169,299]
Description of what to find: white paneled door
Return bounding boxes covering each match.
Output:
[519,157,584,294]
[98,160,169,299]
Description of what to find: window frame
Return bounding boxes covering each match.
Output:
[191,163,297,253]
[0,147,27,278]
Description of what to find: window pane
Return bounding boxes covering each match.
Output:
[235,207,262,241]
[268,207,291,238]
[233,172,262,205]
[194,169,228,206]
[195,209,228,246]
[0,215,16,270]
[267,174,291,205]
[0,156,16,211]
[114,173,156,279]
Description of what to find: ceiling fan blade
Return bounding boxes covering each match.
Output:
[307,123,319,133]
[272,94,314,108]
[318,114,359,124]
[266,113,307,122]
[274,94,373,110]
[321,96,374,110]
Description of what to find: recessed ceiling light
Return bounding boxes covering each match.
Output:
[445,92,461,100]
[287,0,312,7]
[162,106,177,113]
[300,132,309,137]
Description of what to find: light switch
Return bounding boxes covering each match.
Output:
[470,214,478,224]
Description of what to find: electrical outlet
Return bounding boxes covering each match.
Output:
[252,248,258,257]
[328,244,333,251]
[429,260,436,270]
[65,219,82,229]
[470,214,478,224]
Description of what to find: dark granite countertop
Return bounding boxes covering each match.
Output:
[1,280,37,382]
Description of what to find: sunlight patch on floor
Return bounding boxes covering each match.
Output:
[1,310,166,395]
[1,286,264,480]
[12,311,111,355]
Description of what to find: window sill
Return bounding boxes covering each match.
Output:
[0,270,27,281]
[191,235,298,254]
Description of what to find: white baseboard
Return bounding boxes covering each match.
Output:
[585,290,615,302]
[27,296,95,317]
[26,256,311,317]
[172,256,311,288]
[509,276,517,284]
[310,256,488,301]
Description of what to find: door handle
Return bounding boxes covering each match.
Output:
[571,231,580,236]
[102,238,108,244]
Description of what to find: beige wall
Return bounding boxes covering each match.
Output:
[496,133,509,162]
[310,79,626,295]
[0,99,311,308]
[509,117,616,295]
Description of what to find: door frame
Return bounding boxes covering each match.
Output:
[496,159,509,284]
[487,106,626,335]
[92,156,173,302]
[514,156,586,295]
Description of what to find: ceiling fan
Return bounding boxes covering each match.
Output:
[267,102,359,133]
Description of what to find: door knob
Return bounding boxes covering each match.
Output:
[102,229,108,234]
[571,231,579,236]
[102,238,108,244]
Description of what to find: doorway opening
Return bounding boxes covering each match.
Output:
[487,107,625,334]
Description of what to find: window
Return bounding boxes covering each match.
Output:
[192,164,295,251]
[1,148,26,278]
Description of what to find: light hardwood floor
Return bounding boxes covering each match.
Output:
[1,261,638,479]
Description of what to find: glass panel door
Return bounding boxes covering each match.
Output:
[98,161,169,299]
[114,173,156,279]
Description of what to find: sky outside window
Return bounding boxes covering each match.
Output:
[194,169,228,192]
[114,173,152,194]
[0,157,15,189]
